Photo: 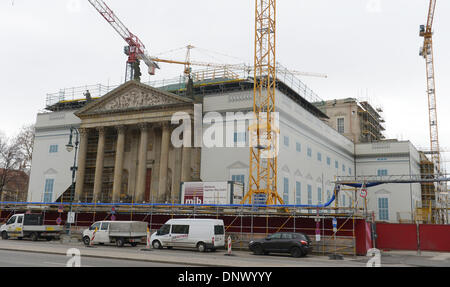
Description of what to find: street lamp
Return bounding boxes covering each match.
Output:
[66,127,79,236]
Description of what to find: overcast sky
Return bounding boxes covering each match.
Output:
[0,0,449,170]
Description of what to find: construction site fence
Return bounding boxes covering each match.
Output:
[0,201,371,256]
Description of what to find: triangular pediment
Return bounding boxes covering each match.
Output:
[76,81,192,116]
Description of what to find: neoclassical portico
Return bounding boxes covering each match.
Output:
[73,81,199,203]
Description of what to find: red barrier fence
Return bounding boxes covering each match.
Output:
[376,223,450,252]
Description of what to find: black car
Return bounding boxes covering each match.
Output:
[248,232,312,258]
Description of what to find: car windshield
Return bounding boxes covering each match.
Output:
[89,222,101,231]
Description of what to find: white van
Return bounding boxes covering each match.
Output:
[150,219,225,252]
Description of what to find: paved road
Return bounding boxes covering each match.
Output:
[0,249,191,267]
[2,239,449,267]
[0,239,376,267]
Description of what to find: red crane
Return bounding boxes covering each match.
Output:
[88,0,159,82]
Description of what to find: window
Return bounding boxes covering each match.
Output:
[378,198,389,220]
[377,169,388,176]
[317,152,322,162]
[283,177,289,204]
[337,118,345,134]
[296,142,301,152]
[284,136,290,147]
[43,179,54,202]
[295,182,301,205]
[349,167,352,175]
[100,222,110,231]
[214,225,224,235]
[268,233,282,240]
[327,157,331,166]
[159,224,171,235]
[307,147,312,158]
[232,174,245,185]
[342,195,346,207]
[342,164,346,172]
[49,145,58,153]
[307,185,312,205]
[318,187,322,204]
[281,233,293,239]
[171,225,189,234]
[327,190,331,202]
[89,222,101,231]
[17,216,23,224]
[335,160,339,169]
[234,132,246,144]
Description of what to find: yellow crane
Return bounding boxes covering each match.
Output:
[420,0,441,179]
[242,0,281,205]
[150,45,327,79]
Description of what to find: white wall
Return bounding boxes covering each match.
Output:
[27,110,81,202]
[355,141,422,222]
[201,88,356,206]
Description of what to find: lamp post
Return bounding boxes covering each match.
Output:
[65,127,79,236]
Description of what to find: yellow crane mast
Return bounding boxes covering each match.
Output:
[420,0,441,179]
[242,0,283,205]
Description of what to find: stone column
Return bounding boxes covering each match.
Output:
[181,147,192,183]
[74,128,88,201]
[181,128,192,183]
[158,122,171,202]
[93,127,106,202]
[135,123,149,202]
[112,125,126,202]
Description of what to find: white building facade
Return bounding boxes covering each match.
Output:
[27,110,80,202]
[355,141,422,222]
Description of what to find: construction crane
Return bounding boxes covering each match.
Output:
[420,0,441,178]
[87,0,159,82]
[150,45,327,79]
[242,0,282,205]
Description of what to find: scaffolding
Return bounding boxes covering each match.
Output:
[0,200,365,256]
[358,101,385,143]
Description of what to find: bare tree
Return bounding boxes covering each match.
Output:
[15,124,35,173]
[0,133,21,199]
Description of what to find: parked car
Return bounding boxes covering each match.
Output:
[82,221,148,247]
[150,218,225,252]
[248,232,312,258]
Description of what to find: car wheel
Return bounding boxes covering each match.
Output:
[152,240,162,249]
[253,244,264,255]
[30,232,39,242]
[116,238,125,247]
[1,231,8,240]
[290,247,302,258]
[197,242,206,252]
[83,236,90,246]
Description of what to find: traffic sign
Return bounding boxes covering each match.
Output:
[111,206,116,215]
[332,218,338,233]
[58,205,64,213]
[67,212,75,224]
[56,217,62,225]
[360,189,368,198]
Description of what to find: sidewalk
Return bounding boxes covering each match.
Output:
[0,239,367,267]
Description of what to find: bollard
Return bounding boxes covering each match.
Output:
[141,226,152,252]
[224,235,234,256]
